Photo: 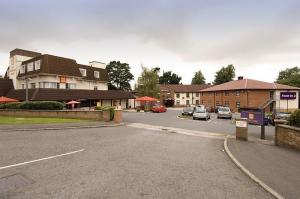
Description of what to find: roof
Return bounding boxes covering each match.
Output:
[18,54,109,82]
[6,89,135,101]
[0,78,14,96]
[10,48,41,58]
[160,84,211,93]
[201,79,300,92]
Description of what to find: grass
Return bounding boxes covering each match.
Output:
[0,116,92,125]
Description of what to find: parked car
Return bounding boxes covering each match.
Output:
[151,105,167,113]
[182,107,195,116]
[217,107,232,119]
[269,112,291,125]
[193,108,210,120]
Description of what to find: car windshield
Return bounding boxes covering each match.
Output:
[183,108,193,112]
[195,109,205,113]
[219,107,230,112]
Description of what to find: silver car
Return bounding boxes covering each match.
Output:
[217,107,232,119]
[193,108,210,120]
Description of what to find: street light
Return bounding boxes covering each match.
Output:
[24,77,32,102]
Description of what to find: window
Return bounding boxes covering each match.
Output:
[35,60,41,70]
[176,100,180,105]
[94,86,98,90]
[176,93,180,98]
[186,100,190,105]
[225,101,229,106]
[79,68,87,76]
[39,82,43,88]
[236,101,240,108]
[196,100,199,105]
[186,93,190,98]
[57,83,60,89]
[66,83,76,89]
[48,82,58,88]
[27,62,34,72]
[236,90,240,96]
[20,65,26,74]
[225,91,229,96]
[196,93,199,97]
[30,83,36,89]
[94,71,100,78]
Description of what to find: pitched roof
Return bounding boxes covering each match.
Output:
[160,84,211,93]
[201,79,300,92]
[0,78,14,96]
[18,54,109,82]
[6,89,135,101]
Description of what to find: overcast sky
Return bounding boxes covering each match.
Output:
[1,0,300,84]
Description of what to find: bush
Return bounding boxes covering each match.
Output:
[288,110,300,128]
[95,106,115,120]
[0,101,63,110]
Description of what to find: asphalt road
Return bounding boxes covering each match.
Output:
[0,126,272,199]
[123,109,275,140]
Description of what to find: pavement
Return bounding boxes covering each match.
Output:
[0,126,272,199]
[227,137,300,199]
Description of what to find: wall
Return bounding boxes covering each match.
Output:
[274,90,299,112]
[275,124,300,151]
[0,110,103,120]
[16,75,108,90]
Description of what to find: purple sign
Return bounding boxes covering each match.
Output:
[241,110,264,125]
[280,92,296,100]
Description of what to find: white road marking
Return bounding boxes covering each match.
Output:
[0,149,85,171]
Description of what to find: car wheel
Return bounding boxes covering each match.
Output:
[193,117,196,120]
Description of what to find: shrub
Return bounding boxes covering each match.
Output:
[0,101,63,110]
[288,110,300,128]
[95,106,115,120]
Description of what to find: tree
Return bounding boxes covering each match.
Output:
[136,67,160,98]
[106,61,134,91]
[276,67,300,88]
[159,71,182,84]
[191,70,206,84]
[213,64,235,85]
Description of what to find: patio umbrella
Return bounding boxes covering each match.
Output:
[135,96,158,102]
[66,100,80,105]
[0,96,19,103]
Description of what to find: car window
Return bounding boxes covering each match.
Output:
[195,109,205,113]
[219,107,230,111]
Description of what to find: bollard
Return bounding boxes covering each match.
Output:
[236,118,248,141]
[114,109,123,123]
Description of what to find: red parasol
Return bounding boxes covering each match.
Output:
[66,100,80,105]
[135,96,158,102]
[0,96,19,103]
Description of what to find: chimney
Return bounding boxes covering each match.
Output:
[238,76,244,80]
[89,61,106,69]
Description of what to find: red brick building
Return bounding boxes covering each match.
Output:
[200,77,300,113]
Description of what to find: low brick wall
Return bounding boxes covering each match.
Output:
[275,124,300,151]
[0,110,103,121]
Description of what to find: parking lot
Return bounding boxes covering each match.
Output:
[0,125,272,199]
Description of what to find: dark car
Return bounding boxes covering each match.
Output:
[182,107,195,116]
[269,112,291,126]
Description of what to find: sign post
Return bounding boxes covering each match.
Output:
[261,109,265,139]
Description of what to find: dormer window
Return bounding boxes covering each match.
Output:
[94,71,100,78]
[27,62,34,72]
[20,65,26,74]
[79,68,87,76]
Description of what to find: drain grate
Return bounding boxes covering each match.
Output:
[0,174,33,194]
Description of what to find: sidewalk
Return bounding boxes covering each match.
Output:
[227,138,300,199]
[0,121,124,131]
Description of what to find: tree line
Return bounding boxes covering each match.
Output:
[105,61,300,97]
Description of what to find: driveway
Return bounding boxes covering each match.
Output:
[0,126,272,198]
[123,109,275,140]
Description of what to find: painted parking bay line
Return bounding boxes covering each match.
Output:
[0,149,85,171]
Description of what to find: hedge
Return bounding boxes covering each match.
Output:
[288,110,300,128]
[95,106,115,120]
[0,101,64,110]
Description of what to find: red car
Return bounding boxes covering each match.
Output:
[151,105,167,113]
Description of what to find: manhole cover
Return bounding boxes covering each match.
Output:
[0,174,33,194]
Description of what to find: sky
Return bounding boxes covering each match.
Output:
[0,0,300,85]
